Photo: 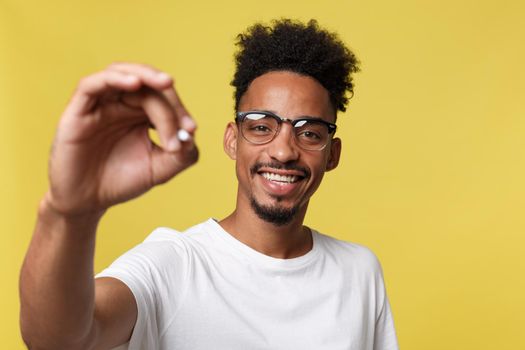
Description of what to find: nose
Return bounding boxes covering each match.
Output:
[266,123,300,163]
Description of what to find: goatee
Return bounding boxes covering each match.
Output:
[250,196,299,226]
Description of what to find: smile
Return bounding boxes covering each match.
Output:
[261,172,300,183]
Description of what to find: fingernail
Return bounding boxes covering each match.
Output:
[125,75,138,83]
[166,136,180,151]
[182,116,196,130]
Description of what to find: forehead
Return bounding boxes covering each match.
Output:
[238,71,335,122]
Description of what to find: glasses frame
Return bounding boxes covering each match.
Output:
[235,110,337,151]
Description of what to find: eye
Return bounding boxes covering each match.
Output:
[250,124,272,133]
[294,120,326,144]
[298,130,322,140]
[243,114,277,135]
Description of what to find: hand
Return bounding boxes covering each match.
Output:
[45,63,198,217]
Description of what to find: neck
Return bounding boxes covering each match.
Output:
[219,198,312,259]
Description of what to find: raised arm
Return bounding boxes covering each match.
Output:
[19,63,198,349]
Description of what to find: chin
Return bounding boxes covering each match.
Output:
[250,196,299,226]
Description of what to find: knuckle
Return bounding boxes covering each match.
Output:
[107,61,124,69]
[140,63,164,76]
[77,76,92,90]
[139,62,155,71]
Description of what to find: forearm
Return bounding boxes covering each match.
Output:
[20,196,104,349]
[19,63,194,349]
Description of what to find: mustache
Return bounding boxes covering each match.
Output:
[250,162,311,178]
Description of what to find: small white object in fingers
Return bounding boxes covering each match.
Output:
[177,129,191,142]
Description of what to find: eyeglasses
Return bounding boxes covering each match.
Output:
[235,110,337,151]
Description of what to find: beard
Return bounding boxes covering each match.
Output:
[248,161,309,226]
[250,196,299,226]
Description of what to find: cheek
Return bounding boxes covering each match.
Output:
[303,154,331,191]
[234,145,255,180]
[309,152,331,174]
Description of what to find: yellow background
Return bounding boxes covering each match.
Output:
[2,0,524,348]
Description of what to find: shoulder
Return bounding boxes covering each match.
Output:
[142,218,215,245]
[131,227,189,262]
[97,220,215,289]
[314,231,383,275]
[135,219,217,260]
[110,220,212,268]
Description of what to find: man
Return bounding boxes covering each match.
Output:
[20,19,398,349]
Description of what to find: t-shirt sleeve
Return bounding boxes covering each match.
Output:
[374,293,399,350]
[372,257,399,350]
[96,228,191,350]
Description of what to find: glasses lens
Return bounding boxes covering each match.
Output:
[294,120,329,150]
[241,113,279,144]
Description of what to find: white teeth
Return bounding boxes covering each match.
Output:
[261,172,299,183]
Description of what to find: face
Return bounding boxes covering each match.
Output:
[224,71,341,225]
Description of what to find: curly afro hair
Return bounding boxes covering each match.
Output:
[231,19,360,114]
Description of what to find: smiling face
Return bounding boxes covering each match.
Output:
[224,71,341,226]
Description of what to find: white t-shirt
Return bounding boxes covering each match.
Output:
[97,219,398,350]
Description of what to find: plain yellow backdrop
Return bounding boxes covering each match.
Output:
[2,0,524,348]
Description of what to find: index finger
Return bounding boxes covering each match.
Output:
[121,88,182,151]
[162,87,197,134]
[107,62,174,91]
[66,66,173,117]
[109,63,197,135]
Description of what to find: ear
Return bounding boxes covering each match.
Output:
[326,137,341,171]
[223,122,238,160]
